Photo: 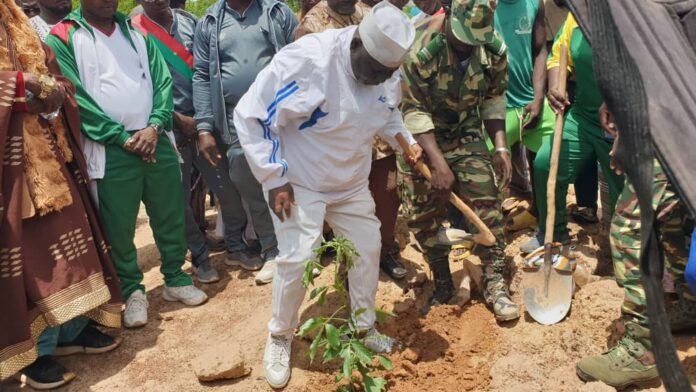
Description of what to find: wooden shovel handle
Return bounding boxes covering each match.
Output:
[544,46,569,246]
[396,134,497,247]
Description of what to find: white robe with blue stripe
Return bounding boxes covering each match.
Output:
[234,25,415,195]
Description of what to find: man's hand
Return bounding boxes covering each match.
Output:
[405,143,423,167]
[125,127,158,158]
[547,87,570,114]
[174,113,197,138]
[598,103,617,138]
[429,158,455,191]
[197,132,221,167]
[268,183,295,222]
[522,100,542,129]
[24,73,65,114]
[599,103,622,175]
[492,148,512,190]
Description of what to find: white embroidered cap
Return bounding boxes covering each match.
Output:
[358,1,416,68]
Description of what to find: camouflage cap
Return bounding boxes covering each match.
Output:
[449,0,495,45]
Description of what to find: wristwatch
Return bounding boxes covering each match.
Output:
[150,124,164,135]
[37,75,57,100]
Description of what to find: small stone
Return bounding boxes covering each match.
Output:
[401,348,420,364]
[163,316,174,321]
[402,361,418,377]
[393,300,413,314]
[192,340,251,382]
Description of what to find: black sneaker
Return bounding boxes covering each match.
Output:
[225,249,263,271]
[380,248,407,280]
[571,206,599,224]
[54,325,122,356]
[17,356,75,390]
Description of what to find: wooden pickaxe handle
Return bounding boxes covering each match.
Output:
[396,134,497,247]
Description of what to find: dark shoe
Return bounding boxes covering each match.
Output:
[18,356,75,390]
[420,261,454,316]
[192,259,221,284]
[576,323,659,388]
[571,206,600,225]
[380,247,407,280]
[668,292,696,332]
[54,325,122,357]
[225,250,263,271]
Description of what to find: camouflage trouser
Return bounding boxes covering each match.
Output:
[611,159,694,327]
[397,139,506,271]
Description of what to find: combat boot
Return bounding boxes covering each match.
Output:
[420,259,454,316]
[668,287,696,332]
[483,263,520,322]
[576,322,659,389]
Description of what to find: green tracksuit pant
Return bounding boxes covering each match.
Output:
[97,136,191,298]
[533,109,625,236]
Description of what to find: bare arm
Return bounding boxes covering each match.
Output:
[531,0,548,105]
[522,0,549,129]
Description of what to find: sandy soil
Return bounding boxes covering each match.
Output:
[2,199,696,392]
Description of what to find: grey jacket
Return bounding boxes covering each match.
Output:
[192,0,298,146]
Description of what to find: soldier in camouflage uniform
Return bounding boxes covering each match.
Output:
[294,0,371,40]
[398,0,519,321]
[576,106,696,388]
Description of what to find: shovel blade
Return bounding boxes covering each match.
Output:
[523,268,574,325]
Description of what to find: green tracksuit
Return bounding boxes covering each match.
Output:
[534,15,624,236]
[47,10,191,298]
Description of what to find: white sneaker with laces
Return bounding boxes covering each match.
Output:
[263,334,292,389]
[362,327,393,354]
[162,285,208,306]
[124,290,148,328]
[256,260,276,285]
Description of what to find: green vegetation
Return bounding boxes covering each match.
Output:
[299,237,393,392]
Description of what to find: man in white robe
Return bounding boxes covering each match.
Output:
[234,2,420,388]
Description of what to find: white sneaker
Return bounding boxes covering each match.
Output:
[263,334,292,389]
[124,290,148,328]
[362,327,393,354]
[256,260,276,285]
[162,285,208,306]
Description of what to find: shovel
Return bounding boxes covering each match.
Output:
[396,134,496,246]
[523,46,575,325]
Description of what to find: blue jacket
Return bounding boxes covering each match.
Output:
[192,0,298,145]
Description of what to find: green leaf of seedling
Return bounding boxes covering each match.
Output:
[342,351,355,382]
[302,260,316,289]
[325,324,340,350]
[297,317,322,338]
[363,375,387,392]
[354,308,367,318]
[352,341,373,364]
[310,286,328,301]
[376,355,393,370]
[308,330,323,364]
[375,308,395,324]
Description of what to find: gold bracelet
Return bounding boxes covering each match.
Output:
[37,75,57,100]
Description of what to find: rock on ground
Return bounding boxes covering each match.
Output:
[192,340,251,382]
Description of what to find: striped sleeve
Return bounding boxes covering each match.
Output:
[547,13,576,72]
[233,42,319,190]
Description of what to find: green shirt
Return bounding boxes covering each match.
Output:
[494,0,537,108]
